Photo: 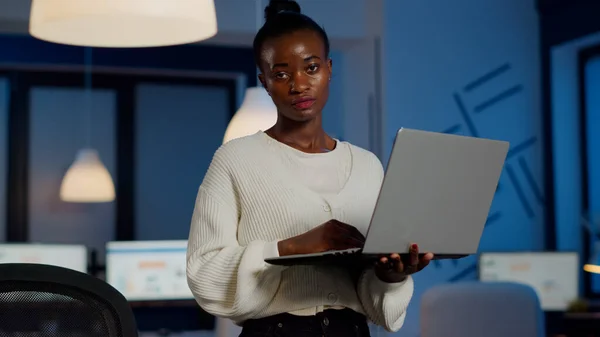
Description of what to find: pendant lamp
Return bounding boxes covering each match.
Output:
[29,0,218,48]
[583,243,600,274]
[60,149,115,202]
[223,87,277,144]
[60,48,115,203]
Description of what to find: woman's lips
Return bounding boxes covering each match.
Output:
[292,97,316,110]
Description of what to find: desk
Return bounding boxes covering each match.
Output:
[562,312,600,337]
[131,300,215,332]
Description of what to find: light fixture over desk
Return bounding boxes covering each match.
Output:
[29,0,218,48]
[223,87,277,144]
[60,149,115,203]
[59,48,115,203]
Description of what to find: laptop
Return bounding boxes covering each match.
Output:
[265,128,509,266]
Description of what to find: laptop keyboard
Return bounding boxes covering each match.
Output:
[331,248,362,255]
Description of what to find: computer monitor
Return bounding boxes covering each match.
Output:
[0,243,88,273]
[105,240,193,302]
[478,252,579,311]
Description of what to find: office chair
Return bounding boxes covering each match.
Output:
[420,281,545,337]
[0,263,138,336]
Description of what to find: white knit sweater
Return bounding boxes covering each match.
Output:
[186,132,414,332]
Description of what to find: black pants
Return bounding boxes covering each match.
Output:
[240,309,371,337]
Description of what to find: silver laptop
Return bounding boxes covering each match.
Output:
[265,128,509,266]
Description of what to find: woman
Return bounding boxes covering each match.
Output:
[186,1,434,335]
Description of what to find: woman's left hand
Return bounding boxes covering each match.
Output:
[374,243,434,283]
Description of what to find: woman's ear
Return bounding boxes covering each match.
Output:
[258,74,268,90]
[327,58,333,81]
[258,74,271,96]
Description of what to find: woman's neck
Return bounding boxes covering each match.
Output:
[266,116,335,153]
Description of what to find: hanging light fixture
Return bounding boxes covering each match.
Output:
[29,0,218,48]
[222,0,277,144]
[583,243,600,274]
[60,48,115,203]
[60,149,115,202]
[223,87,277,143]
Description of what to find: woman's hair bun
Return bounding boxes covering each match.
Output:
[264,0,301,22]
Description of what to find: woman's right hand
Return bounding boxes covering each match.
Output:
[277,220,366,256]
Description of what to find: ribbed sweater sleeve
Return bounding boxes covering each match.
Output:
[186,145,287,322]
[357,270,414,332]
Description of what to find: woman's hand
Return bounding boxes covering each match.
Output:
[277,219,365,256]
[374,243,434,283]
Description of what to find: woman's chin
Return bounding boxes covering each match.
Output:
[283,108,319,122]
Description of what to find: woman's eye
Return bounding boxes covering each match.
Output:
[275,73,288,79]
[308,64,319,72]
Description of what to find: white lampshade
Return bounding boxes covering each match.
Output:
[583,263,600,274]
[60,149,115,203]
[29,0,218,48]
[223,87,277,144]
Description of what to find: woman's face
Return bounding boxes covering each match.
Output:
[258,29,332,122]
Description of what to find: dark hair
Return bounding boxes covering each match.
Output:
[252,0,330,68]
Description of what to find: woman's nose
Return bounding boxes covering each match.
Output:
[290,73,310,93]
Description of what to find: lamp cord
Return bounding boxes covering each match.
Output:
[84,47,93,149]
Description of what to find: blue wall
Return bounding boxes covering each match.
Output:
[135,83,230,241]
[585,55,600,291]
[382,0,544,335]
[550,38,587,264]
[322,51,345,140]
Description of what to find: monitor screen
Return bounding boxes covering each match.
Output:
[478,252,579,311]
[0,243,88,273]
[106,240,193,301]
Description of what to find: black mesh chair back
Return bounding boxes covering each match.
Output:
[0,263,138,337]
